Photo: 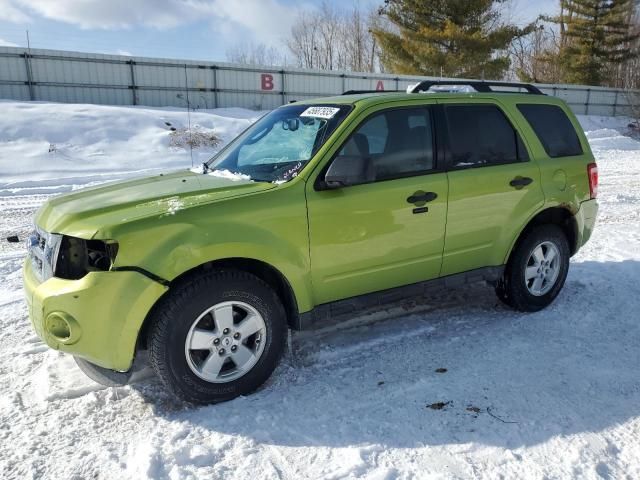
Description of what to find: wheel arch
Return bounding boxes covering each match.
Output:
[137,257,302,350]
[506,206,579,265]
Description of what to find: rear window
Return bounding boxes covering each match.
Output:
[517,104,583,157]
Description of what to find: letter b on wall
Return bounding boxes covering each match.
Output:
[261,73,274,91]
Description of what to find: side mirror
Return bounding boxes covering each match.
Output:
[324,155,374,189]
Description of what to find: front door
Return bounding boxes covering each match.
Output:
[305,106,448,305]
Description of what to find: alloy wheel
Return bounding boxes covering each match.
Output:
[524,241,561,296]
[184,301,267,383]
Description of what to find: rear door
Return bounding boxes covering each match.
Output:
[437,100,545,275]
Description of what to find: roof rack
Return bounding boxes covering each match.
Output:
[342,89,402,95]
[410,80,544,95]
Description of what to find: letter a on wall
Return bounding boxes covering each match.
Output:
[375,80,384,91]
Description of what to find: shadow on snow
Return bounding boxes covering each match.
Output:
[132,259,640,450]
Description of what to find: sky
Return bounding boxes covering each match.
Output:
[0,0,559,62]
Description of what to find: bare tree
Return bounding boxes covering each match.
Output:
[317,2,342,69]
[510,22,563,83]
[622,8,640,129]
[285,1,382,72]
[225,41,283,67]
[617,3,640,89]
[286,10,320,69]
[343,5,383,72]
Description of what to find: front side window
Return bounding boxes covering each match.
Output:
[445,105,525,169]
[517,104,583,158]
[207,104,351,182]
[334,107,435,183]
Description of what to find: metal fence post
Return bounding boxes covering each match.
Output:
[613,90,618,117]
[23,52,35,101]
[128,60,137,105]
[341,73,346,94]
[212,65,218,109]
[585,88,591,115]
[281,70,286,105]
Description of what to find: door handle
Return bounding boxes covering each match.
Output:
[407,191,438,205]
[509,176,533,189]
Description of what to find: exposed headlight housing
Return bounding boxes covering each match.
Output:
[27,228,118,282]
[56,236,119,279]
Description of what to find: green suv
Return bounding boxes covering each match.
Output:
[24,81,599,404]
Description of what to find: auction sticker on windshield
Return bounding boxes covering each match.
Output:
[300,106,341,119]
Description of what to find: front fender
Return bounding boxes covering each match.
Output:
[109,183,315,313]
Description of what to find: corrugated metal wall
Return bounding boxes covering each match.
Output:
[1,46,638,116]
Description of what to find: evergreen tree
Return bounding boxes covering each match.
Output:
[372,0,533,79]
[549,0,639,85]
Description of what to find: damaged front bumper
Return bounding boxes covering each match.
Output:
[23,259,168,372]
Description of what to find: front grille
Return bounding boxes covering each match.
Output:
[27,228,62,282]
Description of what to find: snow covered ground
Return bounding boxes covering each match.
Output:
[1,101,639,479]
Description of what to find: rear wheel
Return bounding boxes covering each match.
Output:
[148,270,287,404]
[496,225,570,312]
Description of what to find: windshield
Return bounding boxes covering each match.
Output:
[206,104,351,182]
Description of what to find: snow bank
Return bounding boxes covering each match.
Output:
[577,114,635,133]
[0,101,262,196]
[577,115,640,153]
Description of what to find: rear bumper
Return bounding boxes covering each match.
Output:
[23,259,167,371]
[575,199,598,250]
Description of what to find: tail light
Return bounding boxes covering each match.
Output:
[587,163,598,199]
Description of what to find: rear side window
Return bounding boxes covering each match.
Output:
[517,104,583,157]
[444,105,525,169]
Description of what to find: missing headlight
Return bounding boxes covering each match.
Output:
[55,236,118,280]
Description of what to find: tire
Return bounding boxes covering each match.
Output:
[496,225,570,312]
[74,357,132,387]
[148,270,287,404]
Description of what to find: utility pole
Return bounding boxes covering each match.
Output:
[24,30,35,101]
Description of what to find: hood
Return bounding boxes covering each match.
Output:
[35,170,276,237]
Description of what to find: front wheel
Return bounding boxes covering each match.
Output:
[496,225,570,312]
[148,270,287,404]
